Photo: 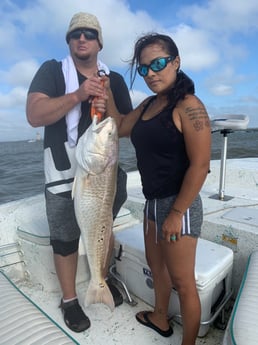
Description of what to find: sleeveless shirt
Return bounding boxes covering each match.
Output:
[131,97,189,200]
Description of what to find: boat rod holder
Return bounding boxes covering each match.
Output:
[209,114,249,201]
[218,129,233,201]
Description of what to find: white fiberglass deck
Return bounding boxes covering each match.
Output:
[0,158,258,345]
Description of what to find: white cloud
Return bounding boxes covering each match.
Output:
[204,65,250,97]
[2,59,40,87]
[179,0,258,33]
[210,84,233,96]
[170,24,219,71]
[0,87,27,108]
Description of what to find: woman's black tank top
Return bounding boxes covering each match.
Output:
[131,97,189,200]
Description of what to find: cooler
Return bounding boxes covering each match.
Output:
[114,224,233,337]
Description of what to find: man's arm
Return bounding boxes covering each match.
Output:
[26,60,106,127]
[26,92,81,127]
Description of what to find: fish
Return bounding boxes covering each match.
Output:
[72,115,118,311]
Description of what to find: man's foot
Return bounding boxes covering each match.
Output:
[60,298,90,332]
[107,280,123,307]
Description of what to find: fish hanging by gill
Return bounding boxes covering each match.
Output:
[72,115,118,311]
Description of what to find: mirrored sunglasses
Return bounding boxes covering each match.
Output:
[137,56,174,77]
[68,29,98,41]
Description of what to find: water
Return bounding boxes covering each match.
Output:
[0,129,257,204]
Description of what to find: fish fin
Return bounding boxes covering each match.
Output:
[85,279,115,311]
[78,237,87,255]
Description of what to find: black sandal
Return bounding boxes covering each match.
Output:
[136,311,173,337]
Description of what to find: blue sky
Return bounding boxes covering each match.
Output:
[1,0,258,141]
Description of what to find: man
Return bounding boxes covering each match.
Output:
[26,12,132,332]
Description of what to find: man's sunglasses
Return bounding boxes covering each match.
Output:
[137,56,174,77]
[68,29,98,41]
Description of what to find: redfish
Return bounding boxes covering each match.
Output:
[72,116,118,311]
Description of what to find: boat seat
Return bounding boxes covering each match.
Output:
[15,206,139,291]
[211,114,249,131]
[0,270,78,345]
[16,207,136,246]
[223,250,258,345]
[210,114,249,200]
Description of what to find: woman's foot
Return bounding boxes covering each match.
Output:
[136,311,173,337]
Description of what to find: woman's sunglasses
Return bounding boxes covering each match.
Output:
[68,29,98,41]
[137,56,174,77]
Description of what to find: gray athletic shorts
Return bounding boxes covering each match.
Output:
[144,194,203,239]
[45,166,127,242]
[45,189,80,242]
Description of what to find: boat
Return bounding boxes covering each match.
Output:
[1,116,258,345]
[27,132,42,143]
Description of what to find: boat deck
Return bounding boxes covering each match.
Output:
[13,275,226,345]
[0,158,258,344]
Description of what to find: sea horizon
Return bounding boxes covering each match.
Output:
[0,126,258,144]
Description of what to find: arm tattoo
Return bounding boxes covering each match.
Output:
[185,106,210,131]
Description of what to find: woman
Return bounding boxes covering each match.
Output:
[107,33,211,345]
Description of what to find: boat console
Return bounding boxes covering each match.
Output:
[210,114,249,200]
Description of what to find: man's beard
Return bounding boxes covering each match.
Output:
[74,52,91,61]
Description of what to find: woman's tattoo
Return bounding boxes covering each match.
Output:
[185,106,210,131]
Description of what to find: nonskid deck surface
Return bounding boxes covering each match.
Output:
[15,278,225,345]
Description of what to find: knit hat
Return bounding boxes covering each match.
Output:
[66,12,103,48]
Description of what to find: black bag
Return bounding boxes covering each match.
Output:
[112,165,127,219]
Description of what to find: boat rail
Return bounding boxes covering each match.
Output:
[0,241,25,270]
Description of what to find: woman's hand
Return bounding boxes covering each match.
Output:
[162,211,183,243]
[91,94,108,116]
[102,75,111,91]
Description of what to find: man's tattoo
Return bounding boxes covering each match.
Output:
[185,107,210,131]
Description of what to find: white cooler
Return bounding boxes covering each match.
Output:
[114,224,233,337]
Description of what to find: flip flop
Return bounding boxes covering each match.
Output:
[135,311,173,337]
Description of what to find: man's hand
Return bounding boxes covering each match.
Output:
[75,76,105,103]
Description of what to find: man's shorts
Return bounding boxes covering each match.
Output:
[45,165,127,243]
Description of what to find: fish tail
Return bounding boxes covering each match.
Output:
[85,279,115,311]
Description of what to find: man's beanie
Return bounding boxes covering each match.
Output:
[66,12,103,48]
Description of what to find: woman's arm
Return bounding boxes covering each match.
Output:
[106,86,147,137]
[172,94,211,213]
[162,94,211,242]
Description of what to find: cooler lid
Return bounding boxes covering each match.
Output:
[195,238,233,288]
[114,224,234,289]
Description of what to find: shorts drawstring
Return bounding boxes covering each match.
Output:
[145,200,149,235]
[154,199,158,243]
